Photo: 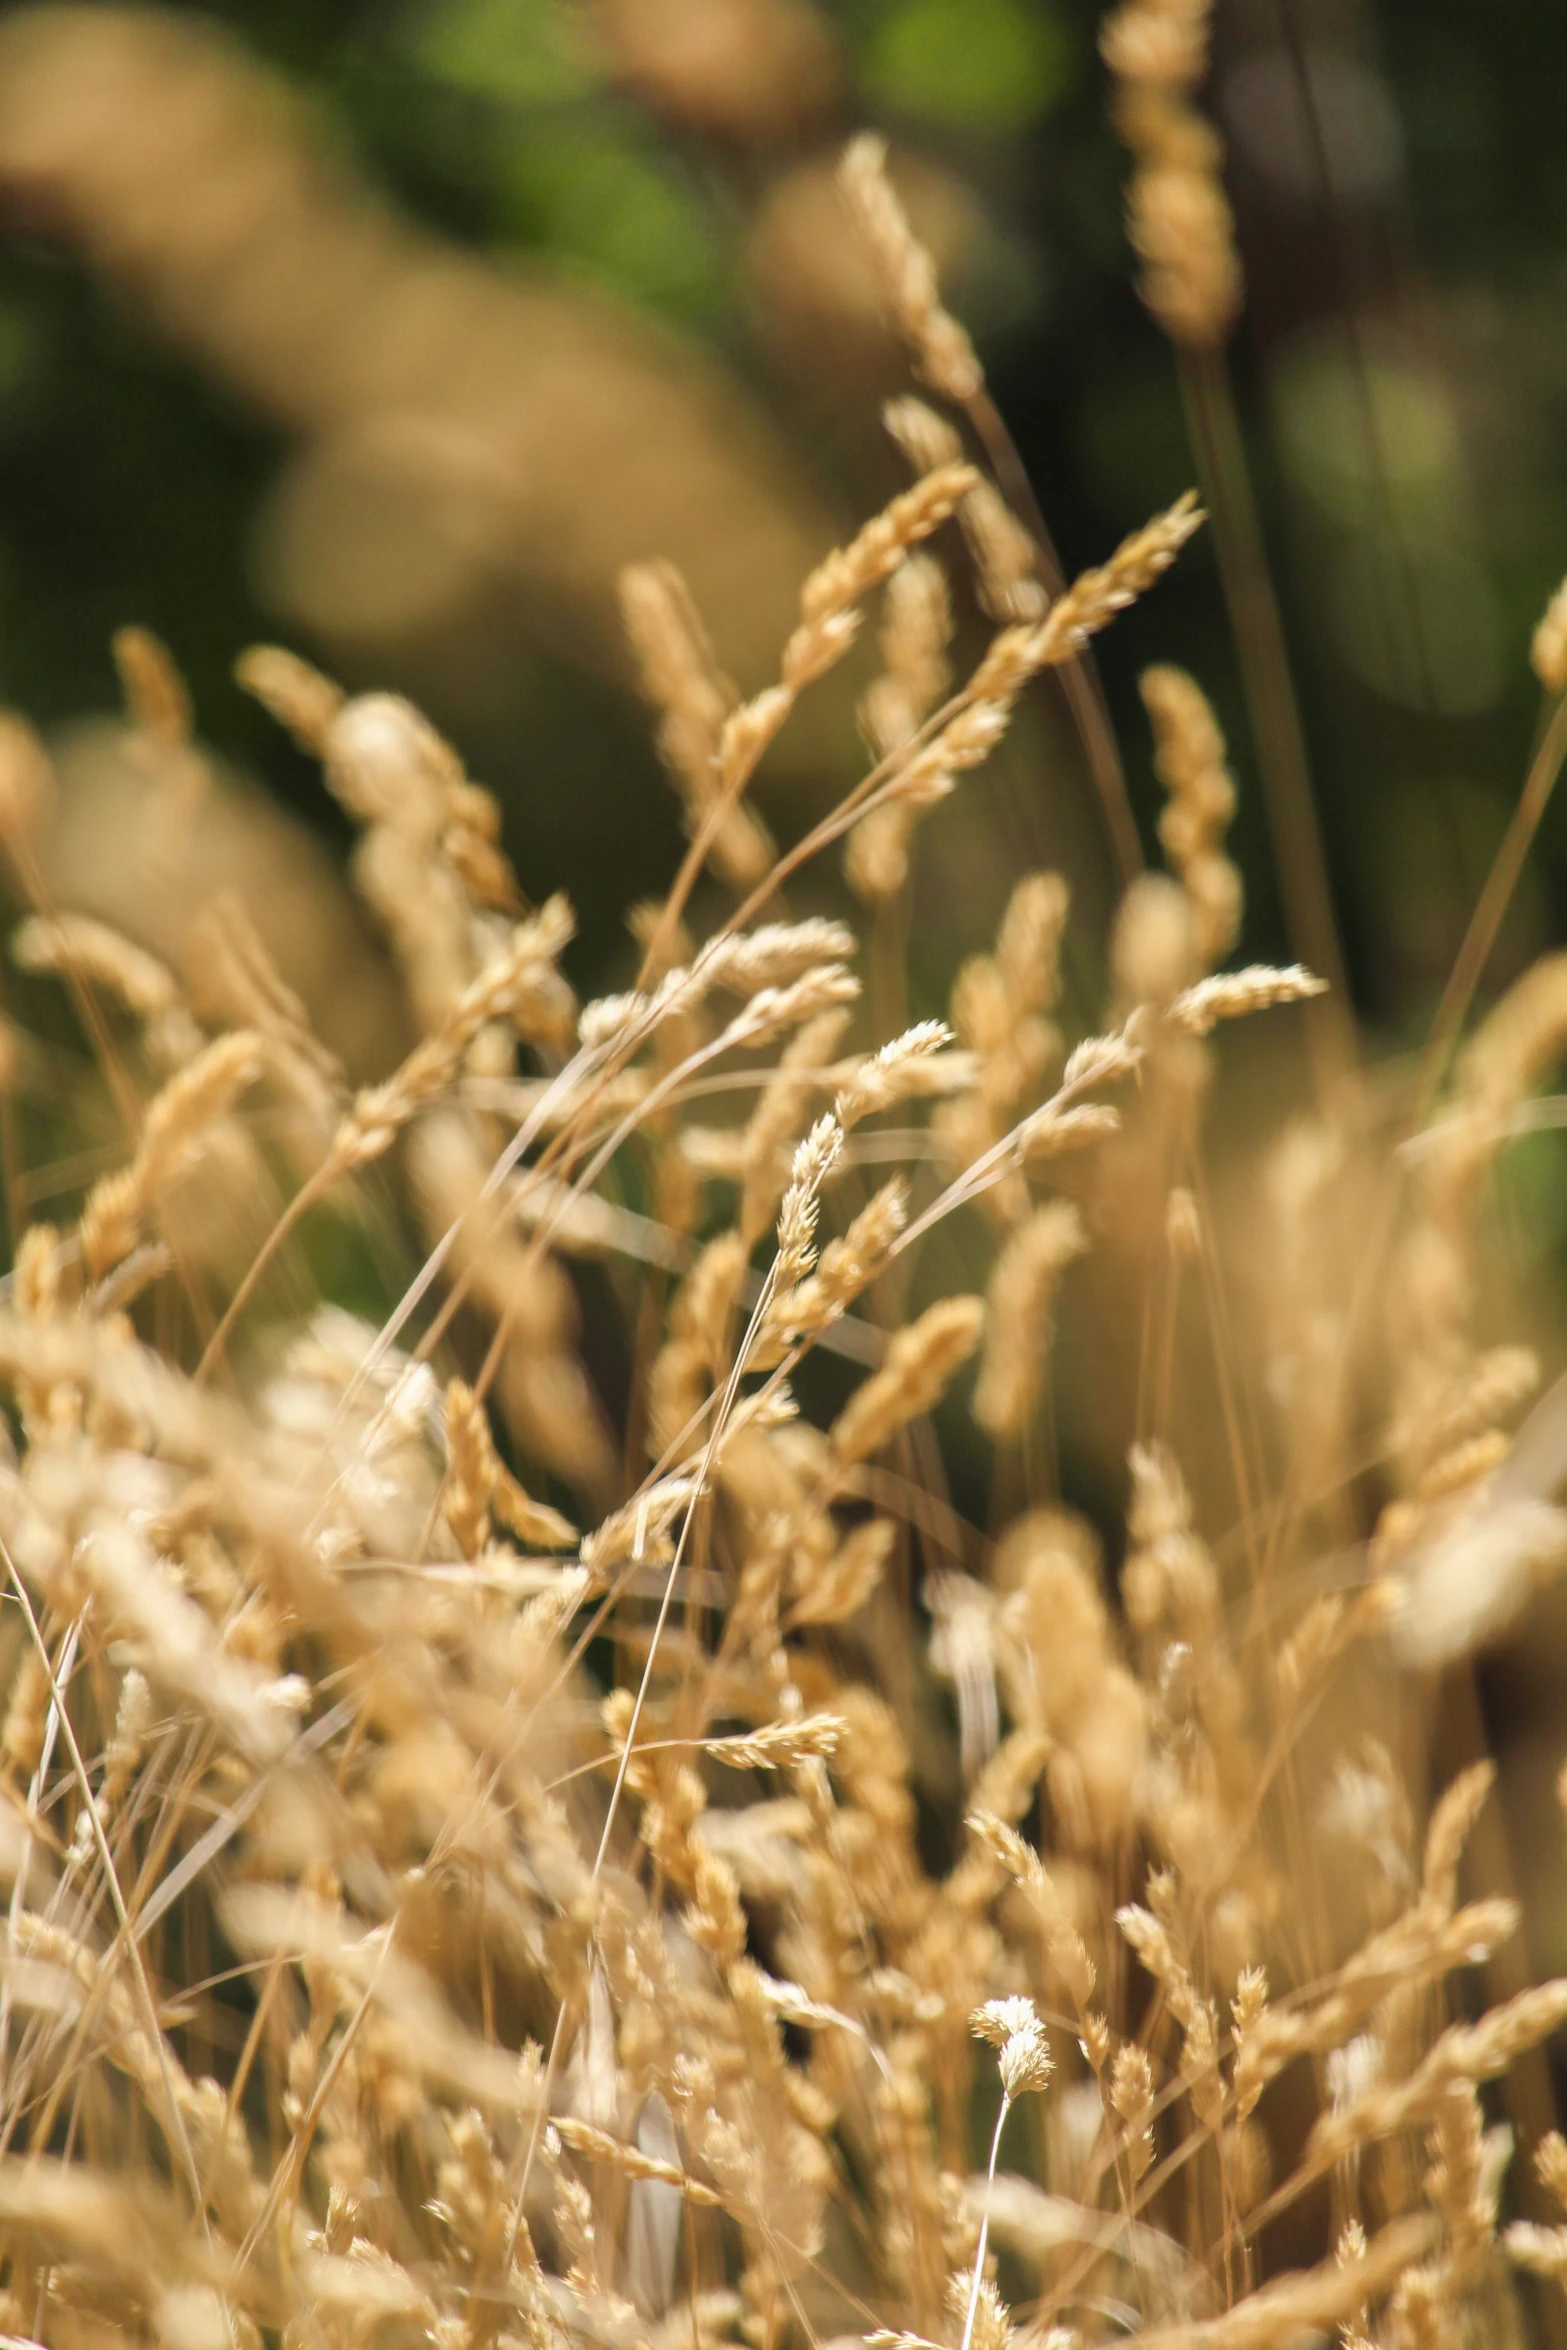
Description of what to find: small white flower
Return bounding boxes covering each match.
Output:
[972,1995,1038,2047]
[972,1995,1053,2098]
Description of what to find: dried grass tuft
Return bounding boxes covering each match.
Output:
[0,81,1560,2350]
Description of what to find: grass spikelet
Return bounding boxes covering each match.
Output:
[1533,570,1567,696]
[838,133,984,401]
[775,1111,843,1287]
[762,1179,907,1361]
[877,695,1015,816]
[969,1808,1097,2010]
[620,558,774,890]
[731,1005,849,1247]
[796,464,976,637]
[330,896,575,1173]
[14,911,202,1066]
[883,394,966,475]
[186,889,342,1096]
[971,493,1205,706]
[973,1993,1054,2096]
[236,641,346,751]
[1457,946,1567,1128]
[1128,2219,1435,2350]
[961,477,1049,624]
[1141,663,1241,966]
[112,624,192,749]
[1166,962,1328,1034]
[1111,2042,1157,2180]
[1104,0,1243,348]
[704,1716,844,1767]
[786,1513,896,1625]
[850,552,954,898]
[830,1293,985,1463]
[79,1026,267,1275]
[0,710,51,850]
[1420,1759,1496,1914]
[973,1201,1087,1438]
[835,1020,963,1125]
[552,2114,723,2204]
[1308,1981,1567,2168]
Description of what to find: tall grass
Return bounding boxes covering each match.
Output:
[0,16,1566,2349]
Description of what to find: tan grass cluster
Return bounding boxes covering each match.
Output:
[1,52,1566,2350]
[1102,0,1243,348]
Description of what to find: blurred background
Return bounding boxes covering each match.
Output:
[0,0,1562,1033]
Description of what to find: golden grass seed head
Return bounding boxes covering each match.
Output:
[973,1201,1087,1440]
[0,713,53,849]
[882,395,964,475]
[1167,963,1328,1035]
[1129,160,1243,347]
[830,1294,984,1464]
[235,642,346,753]
[961,479,1047,624]
[972,1995,1053,2097]
[799,465,976,633]
[1533,574,1567,695]
[1102,4,1209,89]
[1112,873,1201,1010]
[839,134,985,402]
[834,1020,960,1126]
[113,625,192,749]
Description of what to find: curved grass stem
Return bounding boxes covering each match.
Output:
[1417,686,1567,1115]
[1180,348,1354,1097]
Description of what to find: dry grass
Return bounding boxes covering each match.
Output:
[0,27,1566,2350]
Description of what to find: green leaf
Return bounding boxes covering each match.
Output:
[864,0,1075,133]
[410,0,599,108]
[499,129,725,318]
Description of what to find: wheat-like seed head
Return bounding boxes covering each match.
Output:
[839,134,984,402]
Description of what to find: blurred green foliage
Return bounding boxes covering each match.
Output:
[412,0,596,107]
[862,0,1077,131]
[498,125,725,314]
